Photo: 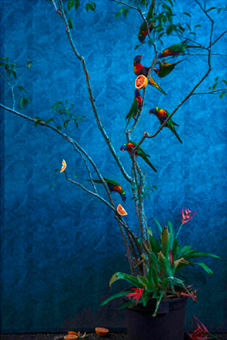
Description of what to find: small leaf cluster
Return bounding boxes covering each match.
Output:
[0,57,32,109]
[66,0,96,29]
[49,100,85,130]
[209,76,227,99]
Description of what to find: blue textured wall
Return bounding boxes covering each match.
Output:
[1,0,227,334]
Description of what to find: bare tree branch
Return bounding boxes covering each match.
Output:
[53,0,133,183]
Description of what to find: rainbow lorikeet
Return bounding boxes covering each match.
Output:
[120,141,157,172]
[138,0,155,43]
[91,177,126,202]
[158,40,198,58]
[134,55,166,95]
[154,60,183,78]
[149,107,182,143]
[124,89,142,132]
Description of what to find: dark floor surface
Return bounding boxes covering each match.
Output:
[1,333,227,340]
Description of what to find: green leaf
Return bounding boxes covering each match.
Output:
[90,1,96,9]
[56,125,62,130]
[45,118,54,124]
[109,272,144,289]
[183,251,221,260]
[168,221,174,245]
[195,24,201,28]
[215,76,219,82]
[212,83,217,90]
[68,17,73,29]
[115,7,125,19]
[67,0,74,11]
[86,3,95,11]
[207,7,216,12]
[123,8,129,17]
[189,261,214,276]
[63,119,70,128]
[161,227,171,257]
[183,12,191,17]
[171,238,180,262]
[35,119,42,127]
[185,23,191,31]
[222,80,227,85]
[49,183,55,190]
[119,300,136,310]
[99,290,133,307]
[152,293,164,317]
[12,71,17,79]
[134,45,140,50]
[75,0,80,10]
[19,97,30,109]
[220,92,226,99]
[153,217,162,234]
[18,86,25,91]
[158,251,172,279]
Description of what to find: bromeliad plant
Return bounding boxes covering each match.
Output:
[100,208,220,316]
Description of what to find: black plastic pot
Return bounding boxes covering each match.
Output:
[123,297,187,340]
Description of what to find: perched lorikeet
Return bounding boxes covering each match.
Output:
[138,0,155,42]
[134,55,166,95]
[158,40,198,58]
[124,89,142,132]
[90,177,127,202]
[120,141,157,172]
[149,107,182,143]
[154,60,183,78]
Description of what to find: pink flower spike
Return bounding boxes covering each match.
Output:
[181,207,197,224]
[126,288,144,304]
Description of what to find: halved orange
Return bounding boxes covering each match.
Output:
[95,327,109,337]
[135,75,148,89]
[117,204,128,216]
[60,159,67,173]
[64,335,78,340]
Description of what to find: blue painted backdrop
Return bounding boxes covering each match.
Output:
[1,0,227,334]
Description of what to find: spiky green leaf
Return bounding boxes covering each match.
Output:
[109,272,144,288]
[99,290,133,307]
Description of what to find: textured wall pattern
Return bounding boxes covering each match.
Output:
[1,0,227,334]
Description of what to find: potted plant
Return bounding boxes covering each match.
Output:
[100,208,220,340]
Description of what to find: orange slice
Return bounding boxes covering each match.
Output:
[60,159,67,173]
[68,331,78,335]
[64,335,78,340]
[95,327,109,337]
[117,204,128,216]
[135,75,148,89]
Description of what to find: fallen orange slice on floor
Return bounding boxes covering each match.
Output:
[135,75,148,89]
[117,204,128,216]
[64,335,78,340]
[95,327,109,337]
[60,159,67,173]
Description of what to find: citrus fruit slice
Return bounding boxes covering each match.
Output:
[64,335,78,340]
[135,75,148,89]
[95,327,109,337]
[60,159,67,173]
[117,204,128,216]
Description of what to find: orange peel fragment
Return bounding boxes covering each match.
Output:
[60,159,67,173]
[117,204,128,216]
